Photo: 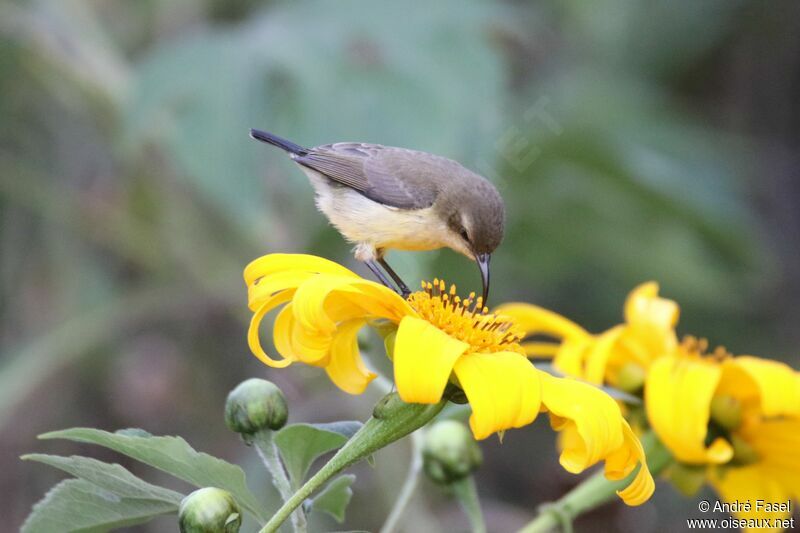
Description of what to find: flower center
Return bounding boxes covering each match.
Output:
[407,279,524,354]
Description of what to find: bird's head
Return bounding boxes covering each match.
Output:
[436,178,505,304]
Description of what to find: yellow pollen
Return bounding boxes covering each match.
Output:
[407,280,525,354]
[681,335,730,361]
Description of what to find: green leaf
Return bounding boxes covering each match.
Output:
[22,479,177,533]
[308,474,356,524]
[274,422,362,486]
[22,454,183,504]
[39,428,265,522]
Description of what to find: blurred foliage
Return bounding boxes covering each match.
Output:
[2,0,799,531]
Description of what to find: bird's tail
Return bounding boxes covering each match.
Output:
[249,129,308,155]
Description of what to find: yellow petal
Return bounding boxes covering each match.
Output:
[624,282,679,330]
[645,355,733,464]
[540,373,654,504]
[290,322,334,365]
[607,423,655,506]
[540,373,625,472]
[248,273,306,310]
[741,419,800,497]
[273,302,300,360]
[711,464,792,529]
[496,303,588,341]
[552,336,593,378]
[722,356,800,418]
[248,292,296,368]
[393,316,468,404]
[292,275,413,336]
[453,352,543,440]
[244,253,357,287]
[325,319,376,395]
[521,341,561,358]
[584,325,625,384]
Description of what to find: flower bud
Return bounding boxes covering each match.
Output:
[373,391,405,419]
[225,378,288,436]
[709,394,742,431]
[616,362,646,393]
[423,420,482,485]
[179,487,241,533]
[666,463,706,496]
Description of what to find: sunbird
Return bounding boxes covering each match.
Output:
[250,129,505,303]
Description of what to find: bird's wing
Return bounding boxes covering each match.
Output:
[295,143,444,209]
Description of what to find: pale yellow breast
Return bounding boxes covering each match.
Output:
[299,164,470,258]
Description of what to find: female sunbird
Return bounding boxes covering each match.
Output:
[250,129,505,303]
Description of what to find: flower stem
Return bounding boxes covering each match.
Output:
[258,393,448,533]
[518,432,672,533]
[452,476,486,533]
[379,429,425,533]
[254,430,307,533]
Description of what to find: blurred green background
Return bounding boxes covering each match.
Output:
[2,0,799,531]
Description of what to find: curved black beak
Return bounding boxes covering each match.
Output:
[475,253,491,305]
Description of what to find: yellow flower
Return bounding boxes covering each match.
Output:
[501,280,800,525]
[645,338,800,527]
[499,281,679,387]
[244,253,654,504]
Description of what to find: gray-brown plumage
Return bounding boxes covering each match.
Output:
[250,129,505,302]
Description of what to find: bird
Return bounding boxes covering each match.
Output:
[250,129,505,304]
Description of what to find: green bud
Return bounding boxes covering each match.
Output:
[225,378,288,435]
[423,420,482,485]
[709,395,742,431]
[616,362,646,393]
[666,463,706,496]
[373,391,405,419]
[179,487,241,533]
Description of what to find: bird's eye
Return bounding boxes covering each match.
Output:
[459,228,470,242]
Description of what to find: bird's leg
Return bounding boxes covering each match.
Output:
[364,260,399,293]
[377,257,411,298]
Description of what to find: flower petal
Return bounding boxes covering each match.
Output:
[393,316,468,404]
[584,326,625,384]
[325,319,376,395]
[624,282,679,330]
[453,352,542,440]
[645,355,733,464]
[293,275,413,336]
[539,373,654,504]
[722,356,800,418]
[248,292,296,368]
[273,302,300,360]
[248,273,306,310]
[540,373,626,472]
[744,419,800,491]
[710,463,792,527]
[552,336,593,378]
[244,253,357,287]
[497,303,589,341]
[521,342,561,358]
[607,423,655,506]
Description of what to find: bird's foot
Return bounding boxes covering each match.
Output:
[365,260,411,298]
[377,257,411,298]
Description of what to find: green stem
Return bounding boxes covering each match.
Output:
[518,432,672,533]
[452,476,486,533]
[258,393,448,533]
[254,431,307,533]
[379,429,425,533]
